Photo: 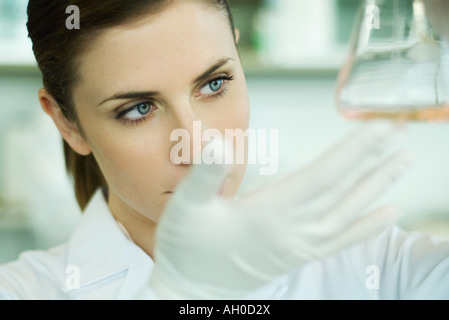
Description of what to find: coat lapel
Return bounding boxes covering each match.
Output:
[63,190,153,299]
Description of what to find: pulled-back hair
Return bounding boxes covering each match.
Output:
[26,0,235,210]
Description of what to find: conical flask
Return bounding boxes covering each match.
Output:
[335,0,449,122]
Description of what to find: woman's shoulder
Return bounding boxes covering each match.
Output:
[0,243,70,300]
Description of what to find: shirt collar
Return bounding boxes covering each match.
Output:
[63,190,286,299]
[64,189,153,292]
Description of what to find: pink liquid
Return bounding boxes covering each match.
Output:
[339,105,449,123]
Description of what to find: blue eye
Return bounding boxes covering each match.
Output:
[136,103,150,115]
[199,78,227,96]
[209,79,223,92]
[118,102,154,121]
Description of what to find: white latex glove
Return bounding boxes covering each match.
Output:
[144,122,411,300]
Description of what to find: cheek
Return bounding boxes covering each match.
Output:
[95,137,161,186]
[212,76,251,131]
[86,127,172,209]
[232,74,251,126]
[209,78,250,197]
[76,105,169,186]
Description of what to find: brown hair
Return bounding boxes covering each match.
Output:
[26,0,236,210]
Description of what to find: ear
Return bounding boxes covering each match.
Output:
[38,88,92,156]
[234,28,240,45]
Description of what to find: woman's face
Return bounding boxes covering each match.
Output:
[71,0,250,223]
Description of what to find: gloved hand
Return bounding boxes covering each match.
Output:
[144,122,412,300]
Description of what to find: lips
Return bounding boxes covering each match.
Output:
[165,177,229,197]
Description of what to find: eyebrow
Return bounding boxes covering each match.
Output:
[97,57,235,107]
[193,57,234,83]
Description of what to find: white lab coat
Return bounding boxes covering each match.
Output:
[0,190,448,300]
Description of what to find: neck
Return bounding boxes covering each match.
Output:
[108,195,157,260]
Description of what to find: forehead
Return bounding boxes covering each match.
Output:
[76,0,236,94]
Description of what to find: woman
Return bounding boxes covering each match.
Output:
[0,0,448,300]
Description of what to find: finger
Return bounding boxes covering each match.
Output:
[246,121,403,209]
[288,122,400,199]
[321,206,402,255]
[172,138,234,206]
[321,151,413,227]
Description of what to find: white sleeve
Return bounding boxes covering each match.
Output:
[0,249,63,300]
[0,286,19,300]
[279,226,449,299]
[0,262,28,300]
[373,226,449,299]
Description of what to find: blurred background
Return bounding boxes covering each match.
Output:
[1,0,449,264]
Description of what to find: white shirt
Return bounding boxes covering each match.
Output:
[0,190,448,300]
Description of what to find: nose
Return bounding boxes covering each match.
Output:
[168,101,207,166]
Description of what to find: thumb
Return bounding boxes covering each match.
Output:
[173,138,234,206]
